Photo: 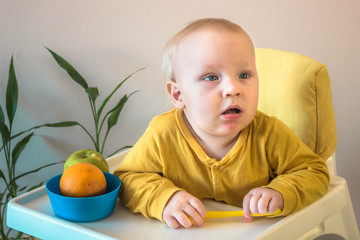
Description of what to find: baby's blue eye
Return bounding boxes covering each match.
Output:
[204,75,219,81]
[239,73,249,79]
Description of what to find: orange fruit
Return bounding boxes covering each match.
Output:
[59,162,107,198]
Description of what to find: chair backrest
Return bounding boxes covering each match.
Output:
[255,49,337,173]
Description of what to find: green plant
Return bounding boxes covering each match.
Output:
[0,57,78,240]
[47,48,144,157]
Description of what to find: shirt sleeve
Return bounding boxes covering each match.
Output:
[113,124,183,222]
[264,119,330,216]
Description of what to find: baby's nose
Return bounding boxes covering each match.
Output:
[222,78,241,97]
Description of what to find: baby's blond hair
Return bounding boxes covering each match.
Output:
[162,18,249,82]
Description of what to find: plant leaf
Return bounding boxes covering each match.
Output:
[0,119,10,143]
[0,121,80,152]
[18,185,27,192]
[107,145,132,158]
[0,105,5,122]
[32,121,96,148]
[12,132,35,169]
[8,181,19,197]
[9,162,61,184]
[1,162,61,201]
[46,47,89,90]
[101,91,137,154]
[5,192,12,203]
[11,121,79,139]
[41,121,97,147]
[0,169,5,183]
[97,67,145,119]
[107,95,128,131]
[86,87,99,103]
[6,56,18,125]
[40,121,80,128]
[27,181,45,192]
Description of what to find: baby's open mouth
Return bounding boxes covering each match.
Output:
[223,108,241,115]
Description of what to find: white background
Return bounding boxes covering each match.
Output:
[1,0,359,229]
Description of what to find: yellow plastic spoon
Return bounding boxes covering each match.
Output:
[204,208,281,219]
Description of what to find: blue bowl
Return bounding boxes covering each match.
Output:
[46,172,121,222]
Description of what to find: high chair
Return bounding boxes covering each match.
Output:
[6,49,359,240]
[254,48,359,239]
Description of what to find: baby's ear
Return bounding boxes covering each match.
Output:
[166,81,185,109]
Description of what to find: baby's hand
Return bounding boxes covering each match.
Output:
[162,191,206,228]
[242,187,284,222]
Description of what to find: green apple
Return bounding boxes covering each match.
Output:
[64,149,109,173]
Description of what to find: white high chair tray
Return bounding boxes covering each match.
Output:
[6,185,286,240]
[6,177,349,240]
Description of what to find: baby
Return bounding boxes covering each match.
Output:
[114,18,329,229]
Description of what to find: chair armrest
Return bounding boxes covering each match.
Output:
[106,149,131,173]
[326,153,337,178]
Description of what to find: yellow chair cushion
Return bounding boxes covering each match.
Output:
[255,48,337,160]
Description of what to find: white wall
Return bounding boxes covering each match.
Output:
[1,0,359,229]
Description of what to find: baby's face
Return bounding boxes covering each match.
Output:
[169,28,258,140]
